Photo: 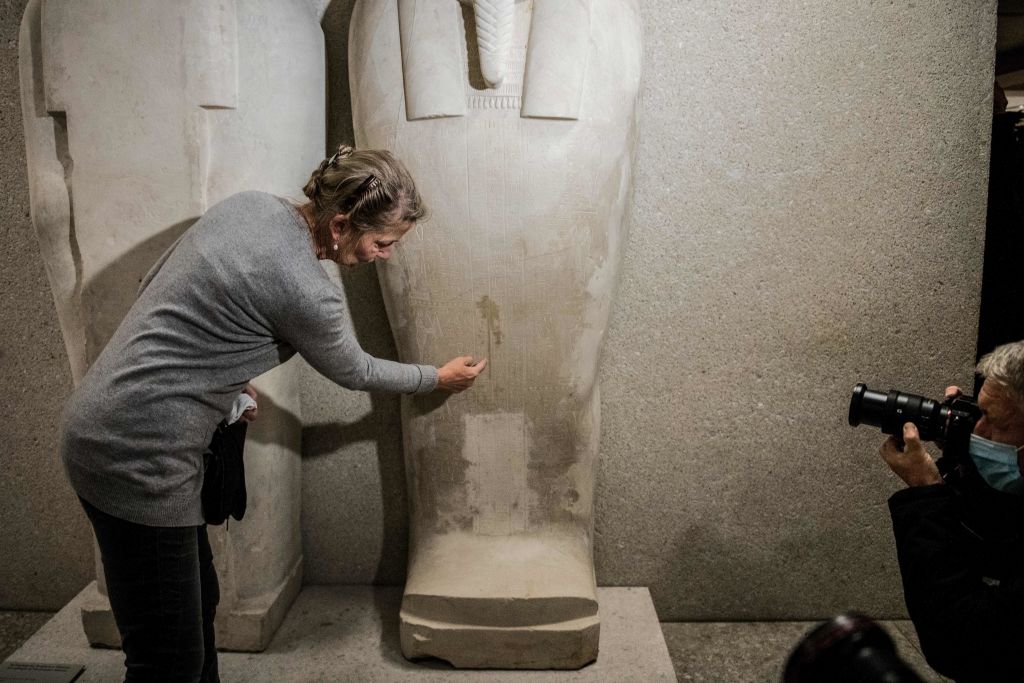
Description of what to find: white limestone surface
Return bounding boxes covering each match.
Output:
[18,0,324,650]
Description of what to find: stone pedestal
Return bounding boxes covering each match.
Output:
[8,585,676,681]
[400,533,600,668]
[79,556,302,652]
[18,0,323,651]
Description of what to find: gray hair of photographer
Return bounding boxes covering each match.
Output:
[975,341,1024,411]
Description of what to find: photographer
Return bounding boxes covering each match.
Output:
[879,341,1024,682]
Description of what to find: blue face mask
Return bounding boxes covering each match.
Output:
[968,434,1024,495]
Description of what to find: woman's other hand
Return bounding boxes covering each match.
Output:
[240,383,259,422]
[437,356,488,393]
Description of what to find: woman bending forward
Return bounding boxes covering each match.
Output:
[60,146,486,682]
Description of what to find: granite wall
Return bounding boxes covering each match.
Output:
[1,0,995,619]
[1,0,90,610]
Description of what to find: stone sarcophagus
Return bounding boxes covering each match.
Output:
[18,0,323,651]
[348,0,642,668]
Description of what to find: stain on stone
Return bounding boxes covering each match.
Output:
[476,295,503,352]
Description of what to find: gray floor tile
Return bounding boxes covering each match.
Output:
[0,611,53,663]
[662,621,811,683]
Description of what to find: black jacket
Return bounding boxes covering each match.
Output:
[889,483,1024,682]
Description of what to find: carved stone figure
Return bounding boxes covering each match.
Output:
[19,0,323,651]
[349,0,642,668]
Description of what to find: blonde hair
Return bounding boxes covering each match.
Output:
[302,145,426,236]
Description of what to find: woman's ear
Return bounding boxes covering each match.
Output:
[328,213,350,242]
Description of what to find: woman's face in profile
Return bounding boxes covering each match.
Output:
[339,221,413,267]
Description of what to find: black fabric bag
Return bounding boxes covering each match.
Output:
[201,420,248,525]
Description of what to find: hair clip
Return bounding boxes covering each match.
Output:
[341,174,380,212]
[354,174,377,194]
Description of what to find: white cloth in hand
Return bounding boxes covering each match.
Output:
[227,393,257,425]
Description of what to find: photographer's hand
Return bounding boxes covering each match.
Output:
[880,422,942,487]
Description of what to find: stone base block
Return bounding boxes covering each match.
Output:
[79,555,303,652]
[79,582,120,649]
[216,555,304,652]
[401,612,600,669]
[400,532,600,668]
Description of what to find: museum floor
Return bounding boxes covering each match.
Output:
[1,596,951,682]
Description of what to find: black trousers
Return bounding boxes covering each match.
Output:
[79,497,220,683]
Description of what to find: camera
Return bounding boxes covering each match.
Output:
[848,384,979,444]
[848,383,980,477]
[783,613,923,682]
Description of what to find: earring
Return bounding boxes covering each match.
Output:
[332,242,339,251]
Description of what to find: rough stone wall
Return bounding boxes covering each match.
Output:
[0,0,91,610]
[597,0,995,620]
[2,0,995,619]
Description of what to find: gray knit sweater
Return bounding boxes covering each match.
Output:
[61,191,437,527]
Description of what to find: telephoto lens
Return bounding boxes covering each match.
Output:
[783,613,924,683]
[849,382,980,483]
[849,384,947,441]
